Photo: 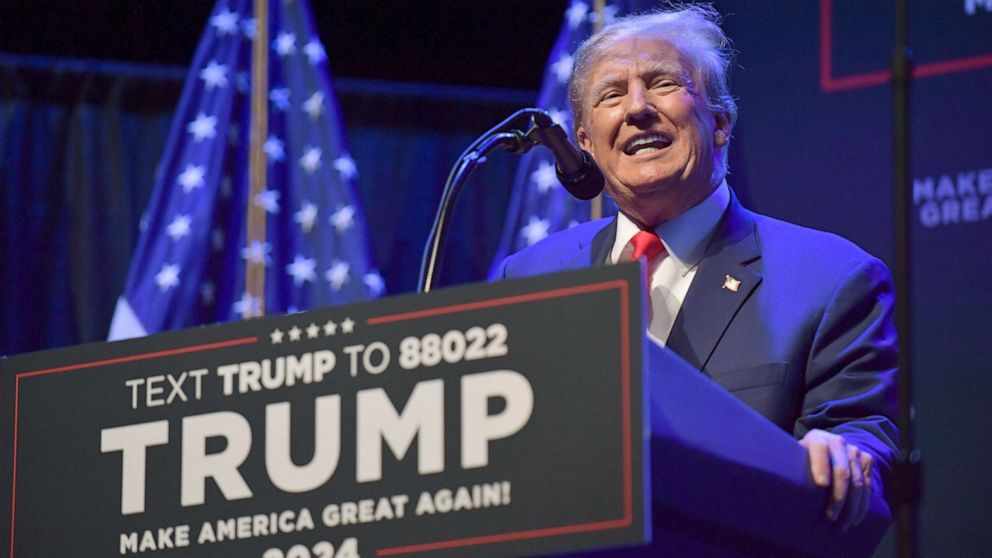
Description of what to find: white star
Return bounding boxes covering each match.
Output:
[300,146,322,174]
[306,323,320,339]
[364,271,385,297]
[270,328,285,344]
[325,260,351,291]
[210,8,240,36]
[329,205,355,234]
[341,317,355,334]
[187,112,218,142]
[288,325,302,342]
[211,228,225,252]
[323,320,338,336]
[333,154,358,181]
[530,160,558,194]
[589,4,620,25]
[166,214,192,241]
[270,87,291,111]
[546,106,570,127]
[274,31,297,57]
[154,263,180,292]
[220,175,232,199]
[200,281,215,305]
[241,240,272,265]
[521,216,551,246]
[286,254,317,286]
[227,123,239,146]
[264,135,285,162]
[199,60,229,90]
[565,1,589,29]
[255,189,281,214]
[241,17,257,40]
[550,52,574,84]
[303,39,326,64]
[232,292,261,318]
[177,164,206,192]
[294,202,318,233]
[302,91,324,121]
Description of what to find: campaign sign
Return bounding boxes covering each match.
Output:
[1,264,647,558]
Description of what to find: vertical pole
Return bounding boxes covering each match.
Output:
[892,0,921,556]
[245,0,269,318]
[589,0,607,220]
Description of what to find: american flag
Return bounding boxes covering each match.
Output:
[109,0,382,340]
[488,0,654,276]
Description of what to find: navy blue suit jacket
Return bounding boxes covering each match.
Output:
[494,194,899,488]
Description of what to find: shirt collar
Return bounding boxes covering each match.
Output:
[610,180,731,276]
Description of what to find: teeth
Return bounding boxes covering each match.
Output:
[625,133,671,154]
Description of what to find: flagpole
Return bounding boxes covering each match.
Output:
[590,0,606,220]
[245,0,269,318]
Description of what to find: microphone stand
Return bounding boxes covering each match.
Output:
[417,109,548,293]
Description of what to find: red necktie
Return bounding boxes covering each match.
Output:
[628,230,665,262]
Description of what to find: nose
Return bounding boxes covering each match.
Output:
[624,83,656,125]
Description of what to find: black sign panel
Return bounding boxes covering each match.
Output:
[1,264,647,558]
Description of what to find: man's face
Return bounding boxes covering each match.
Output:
[577,36,729,227]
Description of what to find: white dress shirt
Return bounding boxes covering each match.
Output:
[610,181,731,344]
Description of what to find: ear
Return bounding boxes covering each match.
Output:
[713,111,731,147]
[577,126,593,153]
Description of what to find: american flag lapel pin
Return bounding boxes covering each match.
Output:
[722,275,741,292]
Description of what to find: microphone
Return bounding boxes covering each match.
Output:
[528,111,605,200]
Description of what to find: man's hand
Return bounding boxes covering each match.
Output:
[799,429,874,530]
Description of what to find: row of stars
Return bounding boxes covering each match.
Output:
[210,8,327,65]
[162,201,356,244]
[154,259,384,297]
[270,317,356,344]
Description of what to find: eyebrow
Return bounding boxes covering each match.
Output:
[588,60,690,100]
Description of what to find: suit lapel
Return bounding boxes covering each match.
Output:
[666,194,762,371]
[559,218,617,269]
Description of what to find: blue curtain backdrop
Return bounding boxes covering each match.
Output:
[0,56,528,356]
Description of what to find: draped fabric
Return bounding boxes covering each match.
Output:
[0,57,528,356]
[1,64,178,353]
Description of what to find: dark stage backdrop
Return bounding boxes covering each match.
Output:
[2,1,991,556]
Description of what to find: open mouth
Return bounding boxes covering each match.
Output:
[622,133,672,156]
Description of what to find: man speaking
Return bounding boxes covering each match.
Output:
[495,5,898,533]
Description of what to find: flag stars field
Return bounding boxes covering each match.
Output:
[109,0,384,340]
[187,112,218,142]
[264,135,285,162]
[286,255,317,285]
[269,87,291,111]
[166,214,192,241]
[294,202,318,233]
[274,31,297,56]
[330,205,355,233]
[325,260,350,291]
[303,91,324,120]
[255,189,281,213]
[531,161,558,194]
[155,263,180,292]
[199,60,229,90]
[333,154,358,181]
[209,8,239,36]
[304,39,326,65]
[300,146,322,174]
[241,240,272,265]
[177,164,206,192]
